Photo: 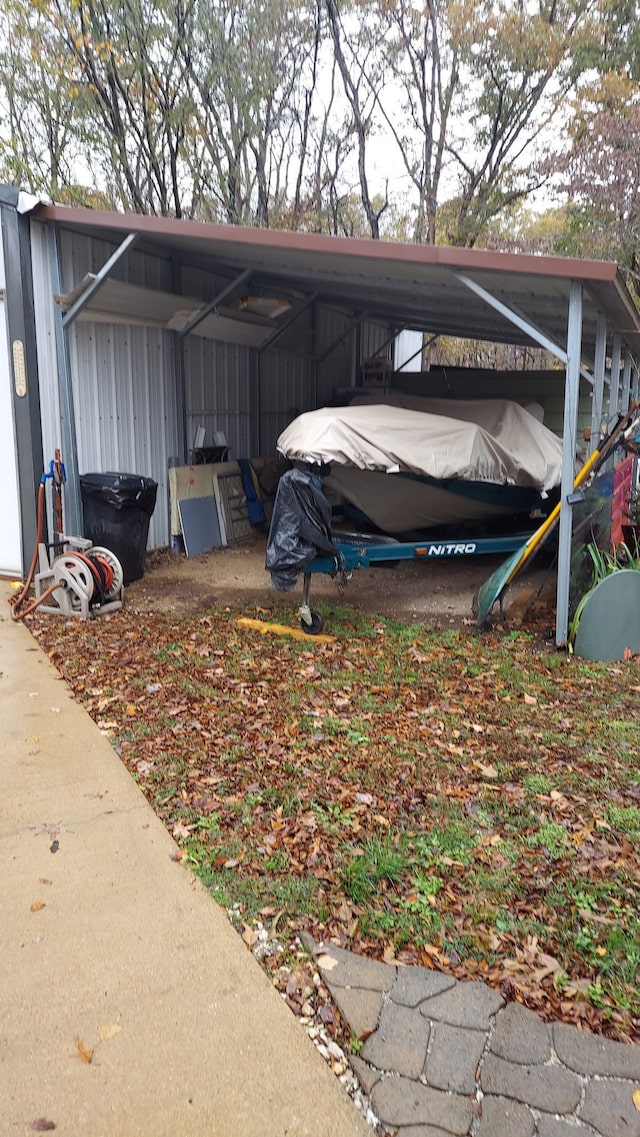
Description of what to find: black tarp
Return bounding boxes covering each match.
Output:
[265,466,336,591]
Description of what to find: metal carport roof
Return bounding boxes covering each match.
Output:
[31,203,640,361]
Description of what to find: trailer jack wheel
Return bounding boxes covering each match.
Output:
[299,606,324,635]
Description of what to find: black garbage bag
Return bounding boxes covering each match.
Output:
[265,466,336,591]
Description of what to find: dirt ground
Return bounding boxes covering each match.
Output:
[126,534,559,629]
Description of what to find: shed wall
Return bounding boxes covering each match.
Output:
[31,222,180,549]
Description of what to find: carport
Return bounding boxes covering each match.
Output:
[2,187,640,644]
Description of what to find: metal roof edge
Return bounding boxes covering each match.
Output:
[32,203,623,284]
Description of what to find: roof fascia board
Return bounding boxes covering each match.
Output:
[35,203,623,282]
[178,266,252,339]
[453,271,593,383]
[62,231,138,329]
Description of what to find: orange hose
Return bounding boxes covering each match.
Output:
[10,482,46,622]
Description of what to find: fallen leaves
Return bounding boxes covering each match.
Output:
[27,604,640,1041]
[31,1120,55,1132]
[30,901,46,912]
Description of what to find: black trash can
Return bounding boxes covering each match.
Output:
[80,472,158,584]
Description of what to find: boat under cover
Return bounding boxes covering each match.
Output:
[276,396,564,535]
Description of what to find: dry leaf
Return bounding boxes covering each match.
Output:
[316,953,338,971]
[478,762,499,779]
[523,693,537,706]
[125,703,136,717]
[172,823,192,839]
[31,1120,56,1132]
[74,1036,94,1064]
[30,901,45,912]
[99,1021,122,1042]
[241,925,259,948]
[632,1088,640,1111]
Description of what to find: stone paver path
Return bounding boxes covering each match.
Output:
[301,937,640,1137]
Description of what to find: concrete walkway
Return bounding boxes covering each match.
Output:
[0,585,369,1137]
[302,939,640,1137]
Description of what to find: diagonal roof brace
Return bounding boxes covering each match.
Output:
[315,312,364,367]
[62,232,138,328]
[452,271,594,384]
[178,266,252,338]
[257,290,319,355]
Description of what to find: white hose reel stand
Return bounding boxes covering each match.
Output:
[34,536,125,619]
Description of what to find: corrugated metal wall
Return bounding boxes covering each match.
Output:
[31,222,180,549]
[258,348,314,456]
[183,336,255,458]
[315,306,393,406]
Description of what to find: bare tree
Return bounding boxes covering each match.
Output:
[324,0,388,239]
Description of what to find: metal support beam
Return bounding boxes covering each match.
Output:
[632,364,640,404]
[453,271,593,384]
[48,223,82,535]
[621,351,632,412]
[178,267,252,339]
[62,232,138,328]
[368,323,409,362]
[608,334,622,419]
[257,291,318,355]
[556,281,583,647]
[170,255,188,466]
[315,312,364,367]
[590,312,607,453]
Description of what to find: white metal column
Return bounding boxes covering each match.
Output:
[556,281,583,647]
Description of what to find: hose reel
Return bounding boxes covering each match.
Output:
[34,539,125,619]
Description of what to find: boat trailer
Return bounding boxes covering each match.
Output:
[298,530,534,634]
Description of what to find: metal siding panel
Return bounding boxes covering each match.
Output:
[68,322,177,549]
[259,348,313,456]
[61,229,172,292]
[184,337,254,460]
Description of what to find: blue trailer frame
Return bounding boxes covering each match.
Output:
[298,530,535,633]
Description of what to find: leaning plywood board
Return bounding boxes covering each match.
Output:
[169,459,266,538]
[178,496,223,557]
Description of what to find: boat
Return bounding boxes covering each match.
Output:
[276,395,564,535]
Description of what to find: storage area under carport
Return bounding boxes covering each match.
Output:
[3,191,640,644]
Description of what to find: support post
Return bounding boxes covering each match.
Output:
[48,223,82,536]
[621,350,632,412]
[590,313,607,453]
[608,334,622,419]
[556,280,583,647]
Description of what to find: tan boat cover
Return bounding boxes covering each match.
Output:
[276,396,563,492]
